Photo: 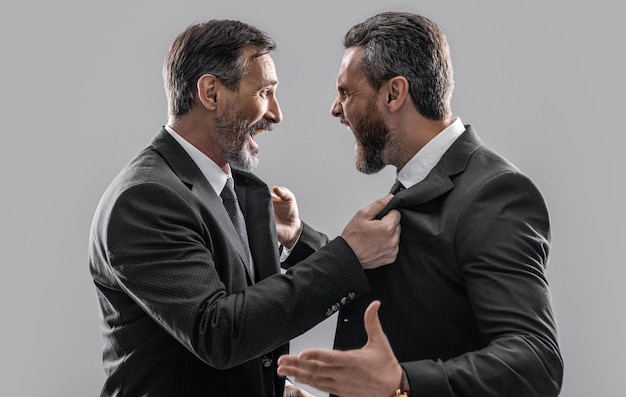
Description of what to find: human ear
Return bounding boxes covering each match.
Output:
[197,74,218,111]
[386,76,409,113]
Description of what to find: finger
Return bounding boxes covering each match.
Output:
[280,353,353,396]
[359,194,394,219]
[277,355,320,377]
[382,209,401,247]
[296,348,346,364]
[278,354,298,366]
[279,352,346,382]
[279,352,334,371]
[277,358,326,384]
[278,364,341,396]
[277,363,310,379]
[380,208,401,225]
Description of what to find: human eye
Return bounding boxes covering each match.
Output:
[259,87,273,98]
[338,87,350,100]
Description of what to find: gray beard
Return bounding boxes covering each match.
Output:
[216,114,259,172]
[229,143,259,172]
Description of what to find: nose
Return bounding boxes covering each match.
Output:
[266,95,283,124]
[330,96,342,118]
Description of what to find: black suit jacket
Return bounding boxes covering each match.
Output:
[334,126,563,396]
[89,128,370,396]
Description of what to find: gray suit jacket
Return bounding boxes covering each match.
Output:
[334,125,563,396]
[89,128,370,396]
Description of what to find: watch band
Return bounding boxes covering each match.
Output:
[393,389,410,396]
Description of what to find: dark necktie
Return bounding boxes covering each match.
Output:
[390,179,406,194]
[220,177,255,280]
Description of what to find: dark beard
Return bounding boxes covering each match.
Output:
[353,99,389,174]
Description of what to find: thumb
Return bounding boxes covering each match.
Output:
[272,185,285,198]
[360,194,394,220]
[272,185,294,201]
[363,300,386,347]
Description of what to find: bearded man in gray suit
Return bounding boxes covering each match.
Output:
[88,19,400,397]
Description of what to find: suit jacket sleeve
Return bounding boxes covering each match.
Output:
[402,172,563,396]
[281,222,330,269]
[101,181,370,370]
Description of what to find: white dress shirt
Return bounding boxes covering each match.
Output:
[165,125,256,278]
[396,117,465,189]
[164,125,232,193]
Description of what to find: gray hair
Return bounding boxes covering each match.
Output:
[163,19,276,118]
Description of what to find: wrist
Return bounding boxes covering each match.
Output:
[283,220,303,249]
[392,368,411,396]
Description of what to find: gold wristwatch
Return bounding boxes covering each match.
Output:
[393,368,411,396]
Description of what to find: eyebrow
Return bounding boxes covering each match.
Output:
[252,49,270,58]
[257,80,279,90]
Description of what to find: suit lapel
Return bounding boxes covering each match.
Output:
[150,129,254,280]
[391,162,454,208]
[379,125,483,216]
[233,170,280,282]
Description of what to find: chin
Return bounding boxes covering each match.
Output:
[356,156,385,175]
[232,156,259,172]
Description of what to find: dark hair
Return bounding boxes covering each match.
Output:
[344,11,454,120]
[163,19,276,118]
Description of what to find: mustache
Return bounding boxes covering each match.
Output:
[251,119,274,133]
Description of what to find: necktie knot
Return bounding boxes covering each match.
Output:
[221,177,237,201]
[390,179,406,195]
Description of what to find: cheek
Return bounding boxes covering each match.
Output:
[343,99,364,119]
[339,102,352,120]
[247,100,268,123]
[344,104,360,124]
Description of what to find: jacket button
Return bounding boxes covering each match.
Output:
[261,355,273,367]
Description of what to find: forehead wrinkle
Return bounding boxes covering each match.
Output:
[241,53,279,92]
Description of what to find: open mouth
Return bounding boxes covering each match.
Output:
[247,130,260,152]
[340,118,352,131]
[251,120,272,136]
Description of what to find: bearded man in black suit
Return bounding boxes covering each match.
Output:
[278,11,563,397]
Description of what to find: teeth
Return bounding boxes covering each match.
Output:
[256,129,265,135]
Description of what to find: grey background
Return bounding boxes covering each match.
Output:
[1,0,622,396]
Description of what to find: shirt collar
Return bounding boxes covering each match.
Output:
[164,125,231,195]
[396,117,465,189]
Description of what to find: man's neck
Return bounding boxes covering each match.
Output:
[168,115,226,168]
[392,116,455,170]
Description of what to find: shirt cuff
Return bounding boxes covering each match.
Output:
[279,227,303,262]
